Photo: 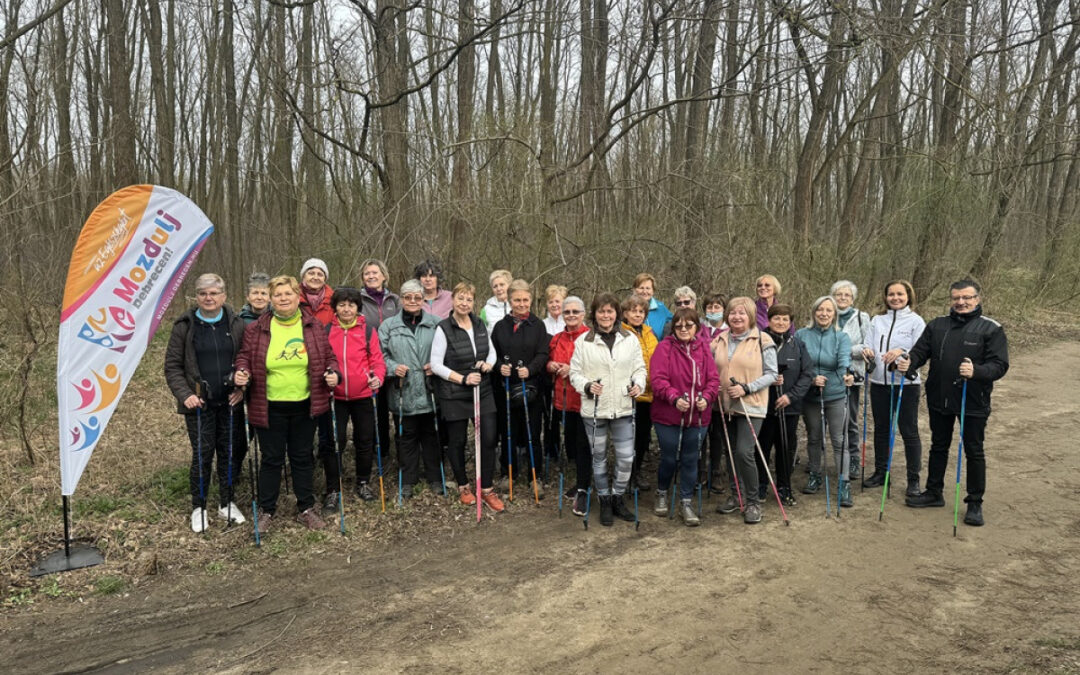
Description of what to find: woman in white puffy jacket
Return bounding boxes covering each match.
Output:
[861,280,926,496]
[570,293,647,527]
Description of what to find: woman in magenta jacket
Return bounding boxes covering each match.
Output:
[650,307,720,526]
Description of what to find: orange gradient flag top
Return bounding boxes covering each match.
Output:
[57,186,214,495]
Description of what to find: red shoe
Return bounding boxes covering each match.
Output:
[481,490,505,512]
[459,486,477,506]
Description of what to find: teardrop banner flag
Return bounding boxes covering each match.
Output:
[57,185,214,496]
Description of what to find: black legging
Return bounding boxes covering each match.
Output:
[631,400,652,481]
[562,410,591,491]
[870,382,922,482]
[756,412,799,492]
[446,412,497,490]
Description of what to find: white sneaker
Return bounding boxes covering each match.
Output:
[190,507,210,533]
[218,503,246,524]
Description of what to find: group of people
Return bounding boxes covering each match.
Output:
[165,262,1009,536]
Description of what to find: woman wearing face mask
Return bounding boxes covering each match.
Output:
[699,292,729,491]
[700,293,728,341]
[491,279,550,496]
[570,293,647,526]
[796,296,854,505]
[547,295,591,514]
[861,280,925,496]
[358,258,401,474]
[633,272,672,338]
[831,280,871,481]
[621,294,658,492]
[714,297,778,525]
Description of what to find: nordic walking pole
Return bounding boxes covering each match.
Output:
[718,406,744,511]
[558,378,567,518]
[518,361,540,505]
[670,393,687,520]
[503,355,514,503]
[837,382,851,519]
[953,364,970,537]
[427,380,447,496]
[879,367,906,521]
[629,383,639,530]
[860,376,869,492]
[329,390,345,535]
[696,399,708,518]
[585,379,601,531]
[371,370,386,513]
[195,381,207,533]
[397,383,404,508]
[247,422,261,547]
[820,389,831,519]
[473,377,482,523]
[225,400,235,530]
[731,378,789,525]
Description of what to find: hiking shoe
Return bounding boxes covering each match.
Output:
[255,511,273,535]
[322,492,341,513]
[356,482,376,502]
[633,473,651,491]
[905,490,945,508]
[654,490,669,517]
[481,490,505,512]
[599,496,614,526]
[296,507,325,530]
[716,494,740,514]
[802,472,822,494]
[190,507,210,533]
[572,490,588,517]
[680,499,700,526]
[839,481,853,508]
[743,501,762,524]
[778,487,797,507]
[862,472,886,488]
[906,478,921,497]
[399,485,414,503]
[963,502,984,526]
[848,457,860,481]
[218,503,246,524]
[611,493,635,522]
[709,479,726,495]
[458,486,477,506]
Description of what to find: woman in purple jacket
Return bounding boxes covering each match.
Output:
[651,307,720,526]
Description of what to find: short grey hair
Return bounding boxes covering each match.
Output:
[400,279,423,296]
[195,273,224,292]
[247,272,270,292]
[830,279,858,300]
[673,286,696,302]
[563,295,585,312]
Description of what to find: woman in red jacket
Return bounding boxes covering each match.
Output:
[546,295,590,515]
[235,275,339,534]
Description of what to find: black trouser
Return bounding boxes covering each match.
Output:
[870,382,922,482]
[542,380,560,465]
[396,412,442,487]
[500,395,543,478]
[756,412,799,492]
[926,409,987,502]
[323,397,376,493]
[563,411,591,491]
[316,410,333,466]
[256,400,315,514]
[705,413,730,486]
[185,401,247,508]
[446,412,497,490]
[631,400,652,481]
[493,373,509,466]
[375,387,391,469]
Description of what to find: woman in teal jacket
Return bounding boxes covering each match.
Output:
[795,296,854,505]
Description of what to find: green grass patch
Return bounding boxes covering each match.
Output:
[205,561,226,575]
[73,494,136,518]
[147,466,190,508]
[1035,636,1080,651]
[93,575,126,596]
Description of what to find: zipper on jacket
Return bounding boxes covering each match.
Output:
[343,329,350,399]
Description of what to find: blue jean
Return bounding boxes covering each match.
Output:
[655,423,707,500]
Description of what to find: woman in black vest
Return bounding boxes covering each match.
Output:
[431,282,503,511]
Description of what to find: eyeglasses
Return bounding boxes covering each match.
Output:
[673,322,695,330]
[674,300,693,307]
[563,309,583,315]
[402,294,424,302]
[951,295,978,302]
[197,291,223,298]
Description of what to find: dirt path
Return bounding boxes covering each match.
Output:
[4,342,1080,673]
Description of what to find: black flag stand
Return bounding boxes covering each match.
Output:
[30,495,104,577]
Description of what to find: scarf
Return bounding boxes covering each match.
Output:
[196,309,222,323]
[301,283,327,313]
[837,306,855,329]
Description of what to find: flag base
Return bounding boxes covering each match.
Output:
[30,544,104,577]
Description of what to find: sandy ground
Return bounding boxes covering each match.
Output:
[3,342,1079,673]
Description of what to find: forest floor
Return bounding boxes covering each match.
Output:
[2,330,1079,673]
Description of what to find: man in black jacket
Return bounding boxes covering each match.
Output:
[898,278,1009,526]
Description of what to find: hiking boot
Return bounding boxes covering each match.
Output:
[802,472,822,494]
[905,490,945,508]
[481,490,505,512]
[297,507,325,530]
[599,496,614,527]
[611,493,636,522]
[906,477,921,497]
[716,494,740,514]
[963,502,984,526]
[654,490,669,517]
[848,456,860,481]
[322,492,341,513]
[709,476,725,495]
[572,490,588,517]
[862,472,886,488]
[218,503,246,524]
[255,511,273,535]
[356,482,376,502]
[190,507,210,533]
[757,483,768,501]
[778,487,797,507]
[743,501,762,524]
[680,499,700,527]
[458,486,477,506]
[839,481,853,508]
[633,473,651,491]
